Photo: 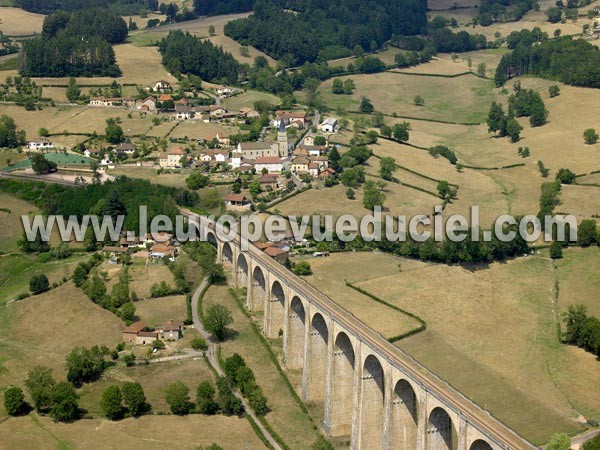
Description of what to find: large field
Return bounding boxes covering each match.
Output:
[0,7,44,36]
[306,251,600,444]
[0,413,267,450]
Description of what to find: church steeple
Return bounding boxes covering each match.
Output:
[277,113,288,157]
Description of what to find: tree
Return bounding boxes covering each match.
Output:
[122,382,146,417]
[120,302,136,322]
[165,381,191,415]
[31,153,58,174]
[49,382,78,422]
[413,95,425,106]
[100,385,123,420]
[363,181,386,209]
[506,117,522,142]
[0,114,24,148]
[529,101,548,127]
[84,275,107,303]
[216,377,243,416]
[584,128,598,145]
[577,219,597,247]
[549,85,560,98]
[549,241,563,259]
[186,171,210,190]
[292,260,312,276]
[556,168,576,184]
[487,102,507,135]
[547,433,571,450]
[196,381,218,415]
[392,122,410,142]
[66,77,80,102]
[204,304,233,341]
[359,97,374,114]
[66,346,106,386]
[547,7,563,22]
[29,274,50,295]
[38,127,49,137]
[346,188,355,199]
[208,25,216,36]
[564,304,588,344]
[312,436,334,450]
[105,118,125,144]
[476,62,487,77]
[248,387,268,415]
[25,366,55,412]
[379,157,397,181]
[339,166,365,188]
[4,386,27,416]
[191,337,208,351]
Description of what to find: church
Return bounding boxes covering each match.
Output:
[235,116,290,160]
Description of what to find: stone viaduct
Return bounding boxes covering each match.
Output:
[186,212,537,450]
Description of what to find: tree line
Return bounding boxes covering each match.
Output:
[193,0,254,16]
[159,31,240,85]
[564,304,600,359]
[495,36,600,88]
[18,0,158,15]
[477,0,535,26]
[224,0,427,66]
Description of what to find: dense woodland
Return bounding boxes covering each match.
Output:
[42,9,128,44]
[224,0,427,65]
[20,35,120,77]
[20,9,126,77]
[159,31,240,85]
[478,0,535,26]
[18,0,159,15]
[193,0,255,15]
[0,178,199,233]
[495,36,600,88]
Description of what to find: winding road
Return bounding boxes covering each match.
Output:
[191,278,283,450]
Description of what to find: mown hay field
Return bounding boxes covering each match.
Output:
[0,413,267,450]
[0,7,44,36]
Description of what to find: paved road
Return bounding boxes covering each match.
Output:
[191,278,283,450]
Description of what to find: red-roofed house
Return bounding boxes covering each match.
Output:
[254,156,283,173]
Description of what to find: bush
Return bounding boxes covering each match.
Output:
[549,241,563,259]
[584,128,598,145]
[292,260,312,276]
[29,274,50,295]
[556,168,576,185]
[3,386,27,416]
[191,337,208,351]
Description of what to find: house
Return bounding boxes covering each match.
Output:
[320,167,336,179]
[158,147,185,168]
[291,157,309,174]
[160,320,183,341]
[153,80,173,93]
[239,107,260,119]
[84,148,100,158]
[175,105,194,120]
[119,235,143,248]
[239,161,254,172]
[215,132,231,146]
[224,194,250,210]
[200,149,229,163]
[143,232,173,245]
[274,111,309,129]
[158,94,173,104]
[216,87,234,97]
[215,112,238,122]
[28,138,55,151]
[308,161,320,177]
[259,173,280,190]
[116,142,136,155]
[136,97,157,112]
[321,117,339,133]
[122,321,149,343]
[254,156,283,173]
[264,245,289,264]
[89,97,122,107]
[102,246,129,258]
[150,243,177,259]
[209,105,227,117]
